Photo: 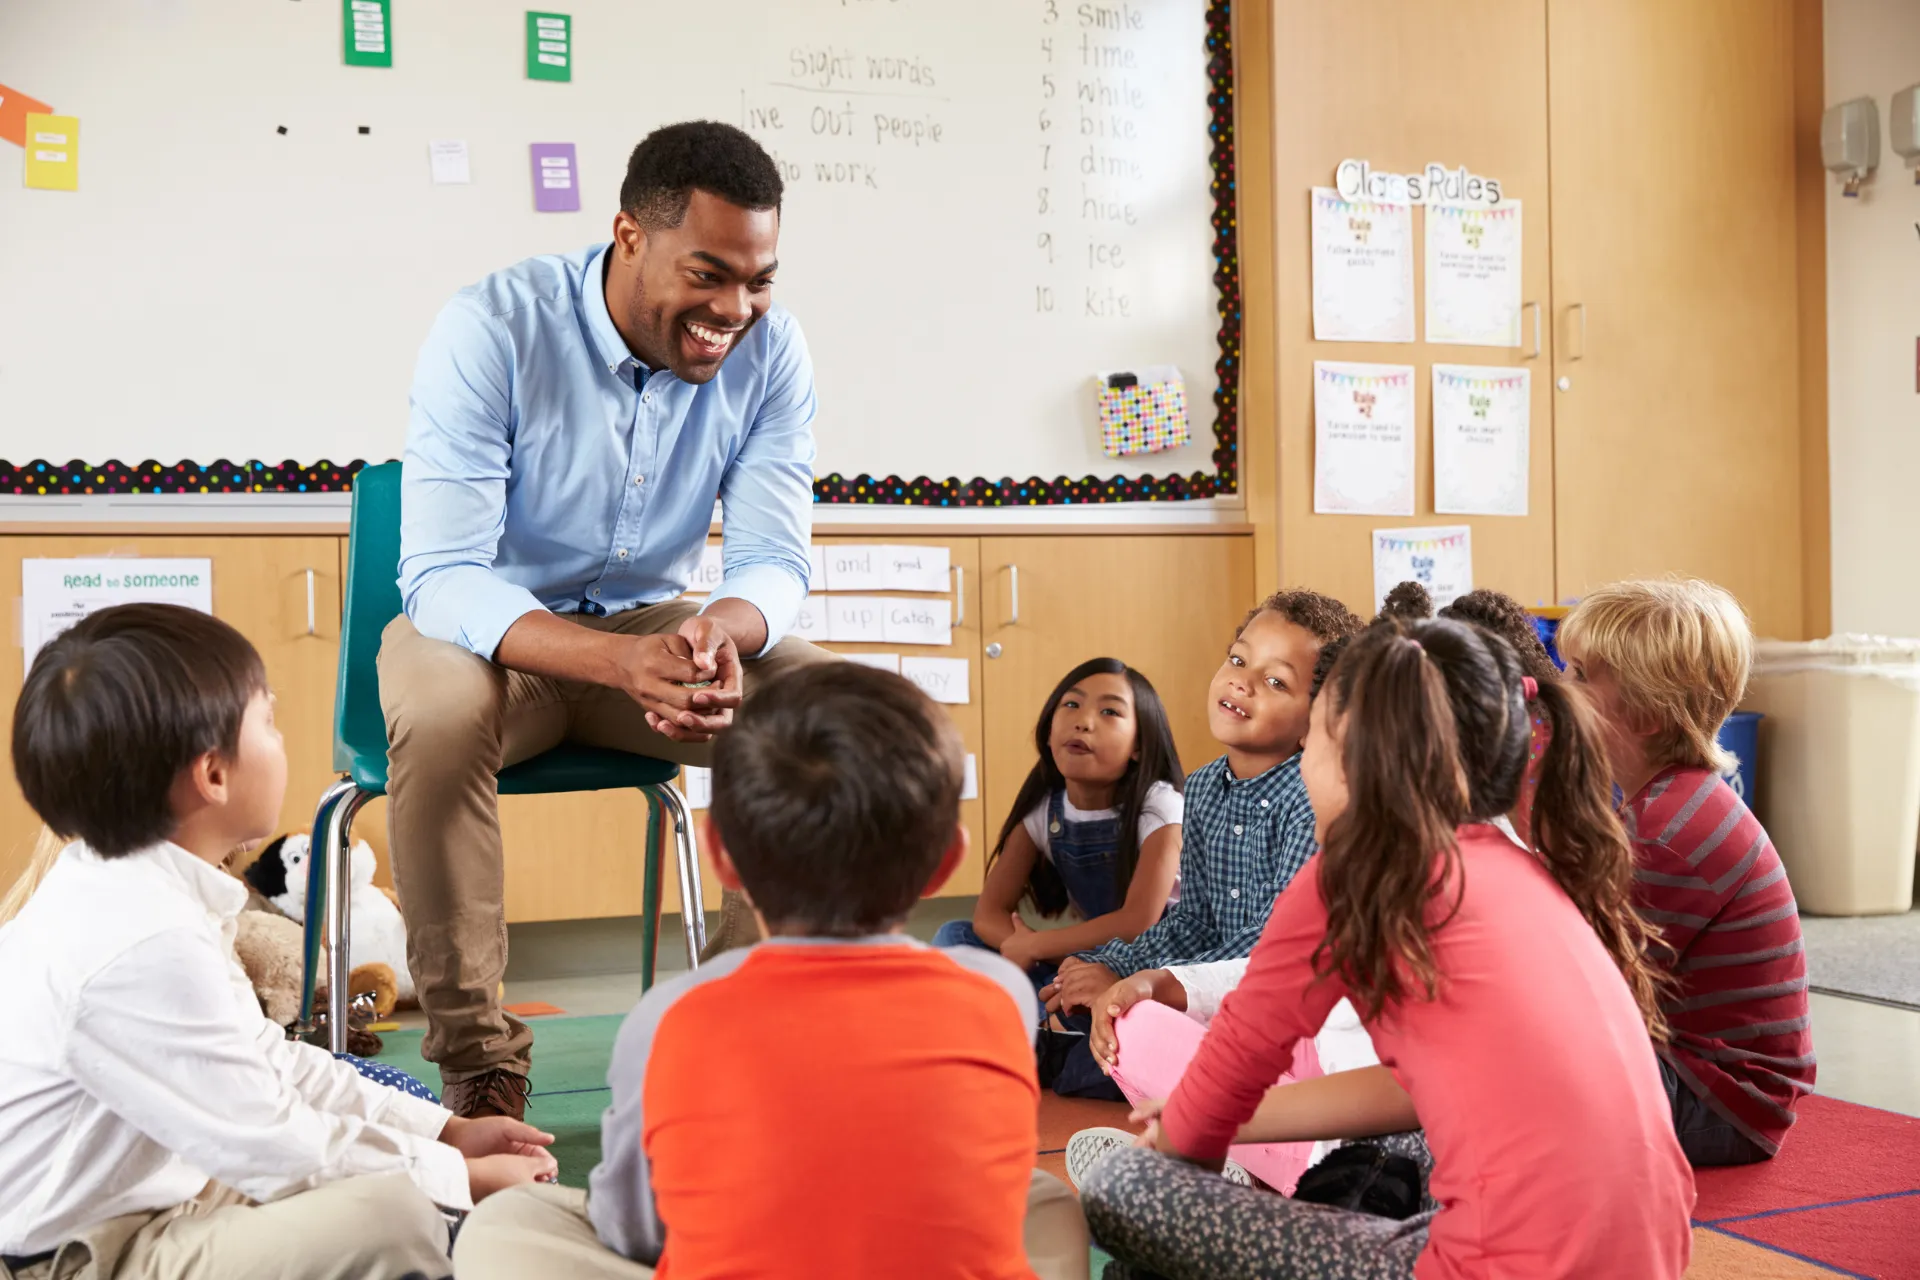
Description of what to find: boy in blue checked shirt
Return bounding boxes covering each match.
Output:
[1039,590,1361,1093]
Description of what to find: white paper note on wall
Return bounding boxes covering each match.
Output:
[881,545,951,593]
[845,652,901,673]
[963,753,978,802]
[1433,365,1529,516]
[882,597,953,646]
[688,545,726,593]
[1372,526,1473,612]
[1313,362,1416,516]
[827,596,887,642]
[824,545,884,591]
[901,656,970,704]
[807,545,828,590]
[1425,200,1523,347]
[428,140,471,185]
[789,596,830,641]
[1310,188,1415,343]
[22,558,214,674]
[680,766,712,810]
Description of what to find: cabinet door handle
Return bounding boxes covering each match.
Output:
[952,565,964,627]
[1523,301,1541,359]
[305,569,317,636]
[1569,302,1587,362]
[1007,564,1020,626]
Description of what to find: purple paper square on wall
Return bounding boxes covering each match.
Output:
[530,142,580,212]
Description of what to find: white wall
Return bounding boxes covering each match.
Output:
[1826,0,1920,636]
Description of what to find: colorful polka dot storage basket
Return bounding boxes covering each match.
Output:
[1098,371,1192,459]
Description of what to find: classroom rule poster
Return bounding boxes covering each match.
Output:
[1433,365,1530,517]
[1310,188,1415,343]
[1313,362,1416,516]
[1425,201,1523,347]
[1372,527,1472,613]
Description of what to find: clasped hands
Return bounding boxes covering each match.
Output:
[619,615,744,743]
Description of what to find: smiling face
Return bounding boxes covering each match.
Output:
[1047,670,1139,789]
[609,188,780,384]
[1207,611,1322,762]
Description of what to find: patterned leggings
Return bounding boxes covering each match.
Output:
[1085,1133,1437,1280]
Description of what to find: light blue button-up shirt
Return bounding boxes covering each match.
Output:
[399,243,816,660]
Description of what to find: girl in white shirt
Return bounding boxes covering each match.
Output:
[935,658,1185,979]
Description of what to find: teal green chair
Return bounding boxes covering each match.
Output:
[294,461,704,1053]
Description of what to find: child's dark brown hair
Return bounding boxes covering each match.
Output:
[1238,587,1366,648]
[1313,617,1667,1038]
[1438,589,1560,685]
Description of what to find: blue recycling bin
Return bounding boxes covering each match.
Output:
[1532,615,1565,671]
[1716,711,1763,808]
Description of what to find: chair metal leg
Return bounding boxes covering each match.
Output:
[639,787,663,992]
[652,781,706,969]
[325,787,374,1056]
[294,778,358,1039]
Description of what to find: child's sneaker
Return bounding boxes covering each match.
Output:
[1065,1126,1255,1190]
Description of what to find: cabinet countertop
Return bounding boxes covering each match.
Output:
[0,494,1254,537]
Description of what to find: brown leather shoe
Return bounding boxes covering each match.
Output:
[443,1068,531,1121]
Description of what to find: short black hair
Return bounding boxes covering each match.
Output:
[620,121,783,231]
[711,662,964,935]
[12,603,266,857]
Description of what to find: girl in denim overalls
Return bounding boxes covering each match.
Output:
[933,657,1183,1095]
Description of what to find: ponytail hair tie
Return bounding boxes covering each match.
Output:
[1522,676,1539,701]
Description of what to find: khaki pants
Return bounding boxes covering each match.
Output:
[452,1172,1091,1280]
[4,1177,449,1280]
[378,600,828,1083]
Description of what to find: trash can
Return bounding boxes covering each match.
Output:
[1716,711,1763,810]
[1741,636,1920,916]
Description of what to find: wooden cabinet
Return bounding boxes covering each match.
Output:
[1270,0,1557,613]
[1546,0,1806,638]
[0,535,342,891]
[977,536,1257,858]
[1256,0,1814,635]
[496,531,1254,918]
[0,527,1254,921]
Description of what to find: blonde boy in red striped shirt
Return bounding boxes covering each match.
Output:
[1560,580,1814,1164]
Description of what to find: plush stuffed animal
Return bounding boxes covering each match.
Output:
[232,907,308,1026]
[245,833,415,1005]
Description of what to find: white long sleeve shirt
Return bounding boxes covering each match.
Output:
[0,840,470,1255]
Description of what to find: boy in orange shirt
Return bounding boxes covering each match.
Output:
[455,662,1087,1280]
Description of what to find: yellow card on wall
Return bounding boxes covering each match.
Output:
[23,113,79,191]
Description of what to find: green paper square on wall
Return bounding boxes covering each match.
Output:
[344,0,392,68]
[527,12,571,82]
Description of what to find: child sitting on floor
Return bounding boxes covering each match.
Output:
[936,657,1184,978]
[454,662,1088,1280]
[1559,578,1814,1165]
[0,604,555,1280]
[1083,616,1693,1280]
[1042,590,1364,1019]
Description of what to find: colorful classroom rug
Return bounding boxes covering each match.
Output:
[376,1021,1920,1278]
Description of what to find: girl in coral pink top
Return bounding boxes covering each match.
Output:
[1081,618,1694,1280]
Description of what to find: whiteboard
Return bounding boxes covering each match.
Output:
[0,0,1225,490]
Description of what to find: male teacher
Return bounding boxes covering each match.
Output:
[384,122,822,1119]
